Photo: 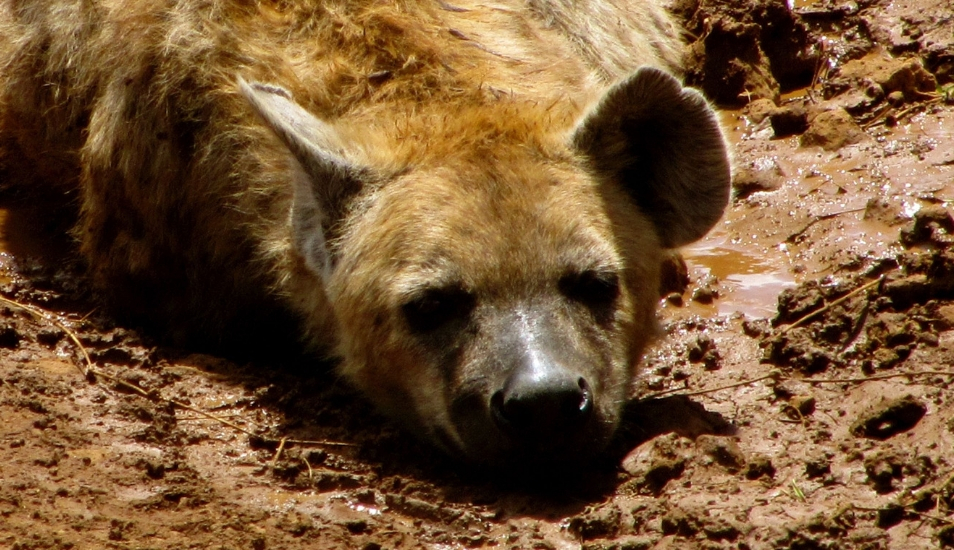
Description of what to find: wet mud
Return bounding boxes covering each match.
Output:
[4,0,954,548]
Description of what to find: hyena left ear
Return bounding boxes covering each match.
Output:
[571,67,731,248]
[238,78,372,280]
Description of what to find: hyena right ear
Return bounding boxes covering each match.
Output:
[238,78,372,281]
[571,67,731,249]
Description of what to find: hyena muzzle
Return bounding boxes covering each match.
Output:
[0,0,730,467]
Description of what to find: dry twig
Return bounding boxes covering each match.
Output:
[648,367,954,400]
[0,294,93,378]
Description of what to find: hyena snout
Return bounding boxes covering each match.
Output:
[491,358,593,439]
[460,309,612,464]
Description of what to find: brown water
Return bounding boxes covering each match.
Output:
[683,226,796,318]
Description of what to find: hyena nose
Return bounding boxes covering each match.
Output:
[491,368,593,436]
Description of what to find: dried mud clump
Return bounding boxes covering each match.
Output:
[658,505,744,544]
[883,248,954,308]
[862,448,936,495]
[899,205,954,247]
[723,3,952,151]
[825,56,938,109]
[676,0,818,104]
[731,147,786,198]
[0,320,21,348]
[851,394,927,440]
[760,246,954,375]
[567,505,623,541]
[799,108,866,150]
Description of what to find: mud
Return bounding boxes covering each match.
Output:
[4,0,954,548]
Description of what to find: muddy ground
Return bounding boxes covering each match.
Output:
[3,0,954,548]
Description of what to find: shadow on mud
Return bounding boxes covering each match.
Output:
[217,351,736,517]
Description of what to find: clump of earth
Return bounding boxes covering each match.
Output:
[3,0,954,548]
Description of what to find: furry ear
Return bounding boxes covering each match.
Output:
[572,67,730,248]
[238,78,371,280]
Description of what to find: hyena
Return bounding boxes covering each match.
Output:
[0,0,730,466]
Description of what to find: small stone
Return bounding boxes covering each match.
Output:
[772,381,796,400]
[0,322,20,349]
[732,156,784,198]
[642,457,686,494]
[863,452,903,493]
[742,318,770,337]
[861,348,901,373]
[899,205,954,247]
[769,104,809,137]
[567,505,622,541]
[687,335,715,362]
[661,507,701,537]
[744,98,777,124]
[934,304,954,330]
[702,518,742,541]
[805,456,831,479]
[744,455,776,480]
[344,519,368,534]
[691,283,719,304]
[876,504,905,528]
[701,349,722,371]
[800,109,865,151]
[791,395,816,416]
[886,90,905,106]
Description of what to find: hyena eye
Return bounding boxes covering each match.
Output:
[559,270,621,311]
[402,286,475,333]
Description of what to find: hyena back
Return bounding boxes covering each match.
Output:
[0,0,730,466]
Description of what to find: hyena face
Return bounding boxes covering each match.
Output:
[332,161,660,466]
[241,67,729,467]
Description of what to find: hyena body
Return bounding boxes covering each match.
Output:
[0,0,729,466]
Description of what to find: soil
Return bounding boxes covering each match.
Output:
[3,0,954,548]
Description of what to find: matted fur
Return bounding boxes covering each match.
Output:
[0,0,728,466]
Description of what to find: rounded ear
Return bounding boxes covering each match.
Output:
[571,67,731,248]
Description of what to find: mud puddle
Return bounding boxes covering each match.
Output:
[682,228,796,318]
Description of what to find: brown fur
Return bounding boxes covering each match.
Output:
[0,0,729,466]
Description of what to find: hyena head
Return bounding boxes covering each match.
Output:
[240,67,730,468]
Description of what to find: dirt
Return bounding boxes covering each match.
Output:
[3,0,954,548]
